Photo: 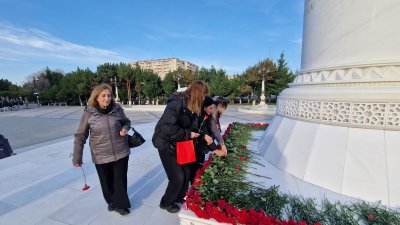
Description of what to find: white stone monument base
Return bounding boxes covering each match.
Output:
[258,115,400,207]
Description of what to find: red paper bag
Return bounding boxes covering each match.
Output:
[176,140,196,165]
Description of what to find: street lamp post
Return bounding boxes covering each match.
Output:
[177,76,181,90]
[110,76,120,103]
[138,82,145,105]
[258,68,269,106]
[33,76,40,106]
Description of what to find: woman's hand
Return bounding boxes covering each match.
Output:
[191,132,200,139]
[221,144,228,155]
[204,134,213,145]
[120,128,128,136]
[213,149,225,157]
[73,163,81,168]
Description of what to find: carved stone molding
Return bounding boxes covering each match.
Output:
[277,97,400,130]
[290,81,400,88]
[293,65,400,85]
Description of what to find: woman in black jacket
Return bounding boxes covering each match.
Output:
[189,96,227,184]
[152,80,209,213]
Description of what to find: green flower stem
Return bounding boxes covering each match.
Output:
[81,166,87,185]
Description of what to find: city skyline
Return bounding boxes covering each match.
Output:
[0,0,304,85]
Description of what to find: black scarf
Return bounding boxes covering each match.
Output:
[95,102,114,114]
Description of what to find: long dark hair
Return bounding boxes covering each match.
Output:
[215,96,228,109]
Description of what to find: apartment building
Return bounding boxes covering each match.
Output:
[130,58,199,79]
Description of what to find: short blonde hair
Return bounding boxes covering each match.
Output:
[88,84,115,107]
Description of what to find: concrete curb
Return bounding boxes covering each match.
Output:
[237,106,276,115]
[123,105,166,112]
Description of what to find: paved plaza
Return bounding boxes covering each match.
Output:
[0,105,272,225]
[0,105,270,152]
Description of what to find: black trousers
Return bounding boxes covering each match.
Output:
[189,150,206,184]
[158,149,191,207]
[95,156,131,209]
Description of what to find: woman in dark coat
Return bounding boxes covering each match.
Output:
[73,84,131,216]
[189,96,227,184]
[152,80,209,213]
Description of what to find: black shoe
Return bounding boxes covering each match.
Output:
[115,208,130,216]
[159,198,168,209]
[108,203,115,212]
[159,203,167,210]
[166,203,180,213]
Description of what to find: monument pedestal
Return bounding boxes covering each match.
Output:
[260,0,400,207]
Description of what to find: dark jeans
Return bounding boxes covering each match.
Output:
[189,150,206,184]
[158,149,191,207]
[95,156,131,209]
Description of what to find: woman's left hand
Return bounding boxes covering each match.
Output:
[120,128,128,136]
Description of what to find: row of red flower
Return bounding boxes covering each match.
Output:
[221,123,268,141]
[185,122,322,225]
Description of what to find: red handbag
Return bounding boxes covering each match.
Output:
[176,140,196,165]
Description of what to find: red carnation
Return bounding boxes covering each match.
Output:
[193,178,203,186]
[231,207,240,217]
[206,201,213,209]
[82,184,90,191]
[217,199,228,209]
[237,167,241,172]
[195,208,209,219]
[225,204,235,214]
[212,206,220,216]
[80,166,90,191]
[367,214,376,221]
[239,156,243,161]
[237,209,250,224]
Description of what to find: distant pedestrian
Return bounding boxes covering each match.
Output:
[152,80,209,213]
[72,84,132,216]
[0,134,14,159]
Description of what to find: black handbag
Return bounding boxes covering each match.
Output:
[128,127,145,148]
